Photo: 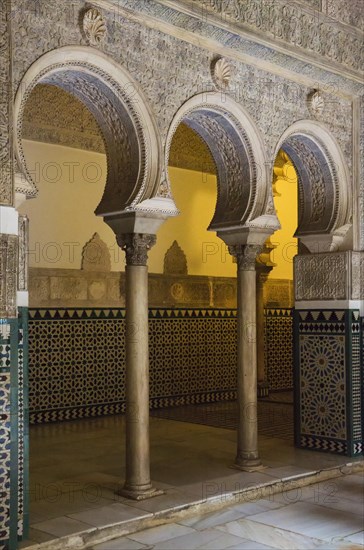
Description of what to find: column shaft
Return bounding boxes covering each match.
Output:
[124,264,151,492]
[117,232,163,500]
[236,267,261,468]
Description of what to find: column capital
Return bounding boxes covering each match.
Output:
[229,244,262,271]
[117,233,156,266]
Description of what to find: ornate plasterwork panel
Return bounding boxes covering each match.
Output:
[323,0,364,29]
[18,215,28,291]
[185,109,253,226]
[10,1,355,226]
[22,84,105,153]
[22,90,216,173]
[282,136,336,234]
[184,0,363,72]
[0,235,18,318]
[351,252,364,300]
[0,0,13,205]
[295,253,349,301]
[359,96,364,250]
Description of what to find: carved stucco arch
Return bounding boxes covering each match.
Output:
[165,93,278,233]
[13,46,163,217]
[274,120,352,252]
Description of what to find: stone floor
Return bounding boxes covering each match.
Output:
[88,472,364,549]
[22,408,363,549]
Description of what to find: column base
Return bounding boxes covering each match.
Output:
[232,455,265,472]
[117,484,164,501]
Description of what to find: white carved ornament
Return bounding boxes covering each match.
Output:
[211,57,232,90]
[307,91,325,116]
[83,9,107,46]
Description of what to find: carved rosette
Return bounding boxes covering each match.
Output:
[228,244,262,271]
[117,234,156,266]
[307,91,325,116]
[82,8,107,46]
[211,57,232,90]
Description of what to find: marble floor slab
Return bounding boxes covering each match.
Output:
[24,414,363,549]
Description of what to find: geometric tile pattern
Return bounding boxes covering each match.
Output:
[0,312,27,549]
[0,321,12,549]
[28,308,295,424]
[17,308,29,541]
[300,334,346,439]
[295,309,363,457]
[265,309,293,391]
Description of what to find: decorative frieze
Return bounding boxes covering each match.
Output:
[189,0,363,72]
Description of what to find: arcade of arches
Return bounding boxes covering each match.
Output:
[0,1,363,548]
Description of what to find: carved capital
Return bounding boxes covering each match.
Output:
[117,233,156,266]
[228,244,262,271]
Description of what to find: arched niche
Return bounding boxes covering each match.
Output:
[274,121,352,253]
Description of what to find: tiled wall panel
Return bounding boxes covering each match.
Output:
[28,308,294,424]
[295,310,363,456]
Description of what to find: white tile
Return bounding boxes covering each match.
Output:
[68,503,151,528]
[31,516,92,537]
[154,529,247,549]
[244,501,363,541]
[226,542,276,550]
[92,536,148,549]
[217,518,323,549]
[341,531,364,545]
[128,523,195,545]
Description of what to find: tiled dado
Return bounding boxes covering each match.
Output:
[28,308,294,425]
[294,310,363,456]
[0,309,28,549]
[265,309,293,391]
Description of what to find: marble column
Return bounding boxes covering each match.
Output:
[256,267,271,397]
[229,244,263,471]
[117,233,163,500]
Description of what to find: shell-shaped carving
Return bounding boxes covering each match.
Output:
[307,91,325,115]
[211,57,232,90]
[83,8,106,46]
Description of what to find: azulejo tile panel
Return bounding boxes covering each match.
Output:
[265,309,293,391]
[295,309,363,456]
[0,312,27,549]
[28,308,294,424]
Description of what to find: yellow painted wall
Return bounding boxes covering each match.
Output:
[19,141,297,279]
[19,140,125,271]
[268,160,298,280]
[150,166,235,277]
[19,141,235,276]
